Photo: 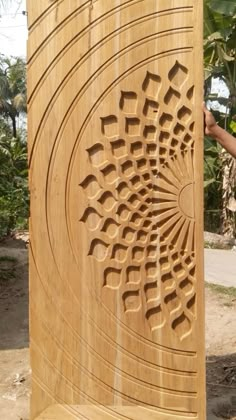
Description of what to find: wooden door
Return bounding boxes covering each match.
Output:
[28,1,205,419]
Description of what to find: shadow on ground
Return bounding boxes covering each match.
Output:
[207,353,236,419]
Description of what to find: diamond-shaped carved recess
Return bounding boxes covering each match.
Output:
[187,85,194,100]
[123,290,141,312]
[88,239,109,261]
[132,246,145,262]
[131,141,144,157]
[146,305,166,330]
[111,244,128,263]
[142,71,161,97]
[123,227,136,243]
[98,191,116,211]
[126,266,141,284]
[172,313,191,341]
[121,160,135,176]
[143,125,157,140]
[174,123,185,135]
[87,143,106,167]
[117,204,131,221]
[110,139,127,158]
[159,131,170,144]
[79,62,196,341]
[79,175,101,199]
[169,61,188,88]
[80,207,102,231]
[125,117,141,136]
[178,106,192,123]
[164,87,181,107]
[159,113,173,130]
[120,91,138,114]
[101,115,118,137]
[101,218,119,238]
[104,267,122,289]
[117,182,130,199]
[146,262,158,279]
[129,193,140,208]
[101,164,119,184]
[146,143,157,156]
[143,99,159,118]
[145,280,158,301]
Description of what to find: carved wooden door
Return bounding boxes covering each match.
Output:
[28,1,205,419]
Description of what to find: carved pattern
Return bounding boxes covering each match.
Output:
[80,61,196,340]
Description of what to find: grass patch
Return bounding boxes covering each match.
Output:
[223,301,233,308]
[0,255,17,283]
[0,270,15,282]
[0,255,17,263]
[204,241,232,250]
[206,282,236,298]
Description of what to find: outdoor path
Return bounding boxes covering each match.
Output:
[204,248,236,287]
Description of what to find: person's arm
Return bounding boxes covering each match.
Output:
[203,102,236,158]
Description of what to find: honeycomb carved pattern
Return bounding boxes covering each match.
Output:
[79,61,196,341]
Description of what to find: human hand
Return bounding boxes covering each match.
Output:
[202,102,218,137]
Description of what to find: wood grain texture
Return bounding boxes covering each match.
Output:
[28,1,205,419]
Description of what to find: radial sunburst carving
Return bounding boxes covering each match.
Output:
[79,61,196,340]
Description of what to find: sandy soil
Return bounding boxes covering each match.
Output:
[0,238,235,420]
[0,239,30,420]
[206,288,236,420]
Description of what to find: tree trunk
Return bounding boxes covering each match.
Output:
[10,115,17,138]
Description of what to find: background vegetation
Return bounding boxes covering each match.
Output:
[204,0,236,236]
[0,55,28,237]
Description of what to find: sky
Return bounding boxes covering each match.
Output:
[0,0,27,57]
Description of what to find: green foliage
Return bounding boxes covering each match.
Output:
[204,240,232,249]
[207,0,236,17]
[0,55,26,138]
[204,0,236,113]
[0,56,28,238]
[204,2,236,96]
[204,0,236,234]
[206,282,236,298]
[204,134,223,231]
[0,128,28,236]
[0,255,17,263]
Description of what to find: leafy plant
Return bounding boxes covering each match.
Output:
[204,0,236,235]
[0,56,28,238]
[0,56,26,138]
[204,135,223,232]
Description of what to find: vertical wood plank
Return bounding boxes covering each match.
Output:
[28,1,205,419]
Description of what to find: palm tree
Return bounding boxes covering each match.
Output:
[0,56,26,138]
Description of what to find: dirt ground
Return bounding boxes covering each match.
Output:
[0,237,235,420]
[0,237,30,420]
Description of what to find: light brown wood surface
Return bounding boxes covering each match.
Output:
[28,1,205,419]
